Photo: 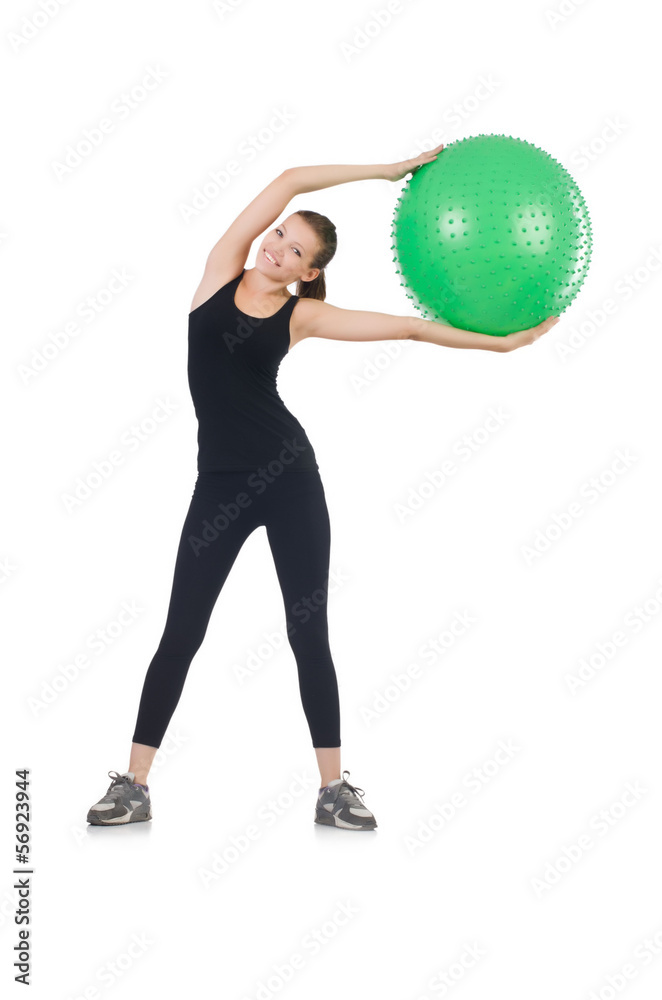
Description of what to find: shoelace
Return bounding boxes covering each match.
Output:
[105,770,135,794]
[335,770,366,806]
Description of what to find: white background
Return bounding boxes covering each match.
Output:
[3,0,662,997]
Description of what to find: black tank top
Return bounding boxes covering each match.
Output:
[187,269,319,473]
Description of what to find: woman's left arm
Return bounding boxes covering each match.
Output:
[410,314,560,352]
[298,299,559,352]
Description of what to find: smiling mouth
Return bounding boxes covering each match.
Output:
[264,250,280,266]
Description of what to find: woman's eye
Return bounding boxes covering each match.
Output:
[276,228,300,256]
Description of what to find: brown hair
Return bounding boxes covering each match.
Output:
[293,209,337,301]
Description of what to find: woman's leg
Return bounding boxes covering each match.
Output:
[130,473,259,768]
[264,473,341,784]
[128,742,158,785]
[315,747,342,787]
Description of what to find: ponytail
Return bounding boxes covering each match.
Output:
[296,268,327,301]
[293,210,337,302]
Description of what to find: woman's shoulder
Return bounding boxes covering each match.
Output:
[189,269,243,315]
[290,295,332,345]
[292,295,331,316]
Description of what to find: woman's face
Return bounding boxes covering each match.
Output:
[258,216,319,284]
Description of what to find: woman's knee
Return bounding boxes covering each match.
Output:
[155,627,206,661]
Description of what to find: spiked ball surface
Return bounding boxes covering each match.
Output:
[391,133,593,335]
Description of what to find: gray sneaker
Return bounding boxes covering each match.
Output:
[87,770,152,825]
[314,770,377,830]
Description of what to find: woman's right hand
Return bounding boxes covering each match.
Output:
[383,143,445,182]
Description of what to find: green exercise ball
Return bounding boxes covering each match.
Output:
[391,133,593,335]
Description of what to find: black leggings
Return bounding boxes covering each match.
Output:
[131,469,341,749]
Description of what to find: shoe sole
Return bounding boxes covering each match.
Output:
[314,813,376,830]
[87,809,152,826]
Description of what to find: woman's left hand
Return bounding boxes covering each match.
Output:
[383,143,445,182]
[500,315,560,350]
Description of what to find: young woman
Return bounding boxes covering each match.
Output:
[86,145,559,831]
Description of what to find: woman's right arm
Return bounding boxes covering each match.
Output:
[284,163,387,190]
[202,170,297,277]
[284,145,444,192]
[202,161,392,274]
[202,145,444,274]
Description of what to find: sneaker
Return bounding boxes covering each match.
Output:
[314,770,377,830]
[87,770,152,825]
